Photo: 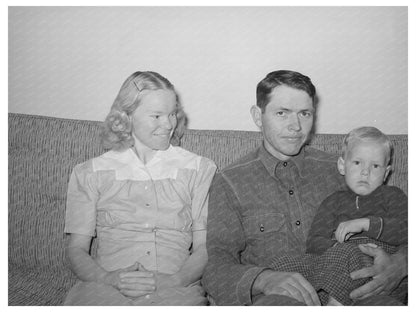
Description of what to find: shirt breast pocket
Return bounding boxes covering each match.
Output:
[242,212,288,265]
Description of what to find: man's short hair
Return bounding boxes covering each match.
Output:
[256,70,316,112]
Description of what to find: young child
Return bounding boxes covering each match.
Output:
[306,126,408,304]
[268,126,407,305]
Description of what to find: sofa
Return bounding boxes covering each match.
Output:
[8,113,408,305]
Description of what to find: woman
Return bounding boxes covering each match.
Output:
[64,71,217,305]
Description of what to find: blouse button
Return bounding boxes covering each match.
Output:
[283,162,288,167]
[295,220,301,226]
[146,251,151,255]
[145,203,150,207]
[259,224,265,232]
[289,190,294,195]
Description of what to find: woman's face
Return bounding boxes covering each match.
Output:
[131,89,178,151]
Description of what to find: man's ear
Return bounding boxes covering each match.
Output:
[250,105,262,129]
[337,156,346,175]
[384,165,392,182]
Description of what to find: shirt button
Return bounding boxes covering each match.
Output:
[289,190,294,195]
[259,224,265,232]
[146,251,151,255]
[283,162,288,167]
[295,220,301,226]
[145,203,150,207]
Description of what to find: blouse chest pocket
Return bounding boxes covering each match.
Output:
[242,212,288,265]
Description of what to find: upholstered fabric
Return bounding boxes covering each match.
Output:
[8,113,408,305]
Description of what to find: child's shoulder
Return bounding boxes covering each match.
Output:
[379,185,407,198]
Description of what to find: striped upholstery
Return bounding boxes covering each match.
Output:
[8,113,408,305]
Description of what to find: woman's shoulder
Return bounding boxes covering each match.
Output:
[167,146,216,170]
[73,149,132,173]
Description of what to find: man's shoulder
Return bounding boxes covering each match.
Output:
[303,145,339,164]
[210,148,265,196]
[221,148,262,174]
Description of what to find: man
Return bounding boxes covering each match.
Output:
[202,70,407,305]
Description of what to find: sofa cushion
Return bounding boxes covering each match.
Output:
[8,264,78,305]
[8,113,408,305]
[8,114,104,269]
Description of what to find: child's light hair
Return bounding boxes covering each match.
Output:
[342,126,393,165]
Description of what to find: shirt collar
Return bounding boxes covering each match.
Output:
[258,143,307,177]
[125,144,174,167]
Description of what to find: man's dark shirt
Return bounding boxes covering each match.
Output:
[202,144,345,305]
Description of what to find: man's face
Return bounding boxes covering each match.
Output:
[338,140,391,196]
[252,85,314,160]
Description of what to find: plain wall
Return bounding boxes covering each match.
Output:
[8,6,408,134]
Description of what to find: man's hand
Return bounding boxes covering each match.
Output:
[104,262,156,298]
[335,218,369,243]
[252,270,320,306]
[349,243,407,300]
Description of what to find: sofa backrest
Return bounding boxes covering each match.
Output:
[8,113,408,270]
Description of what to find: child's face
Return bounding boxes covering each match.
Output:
[338,140,391,196]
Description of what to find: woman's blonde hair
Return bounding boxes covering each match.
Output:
[101,71,186,150]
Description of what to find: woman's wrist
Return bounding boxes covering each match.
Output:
[155,272,184,290]
[170,272,185,287]
[102,270,119,288]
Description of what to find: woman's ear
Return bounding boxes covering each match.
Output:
[337,156,346,175]
[250,105,262,129]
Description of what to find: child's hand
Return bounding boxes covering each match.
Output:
[335,218,370,243]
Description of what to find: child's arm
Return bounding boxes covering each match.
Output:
[306,193,339,254]
[335,187,408,245]
[334,218,370,242]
